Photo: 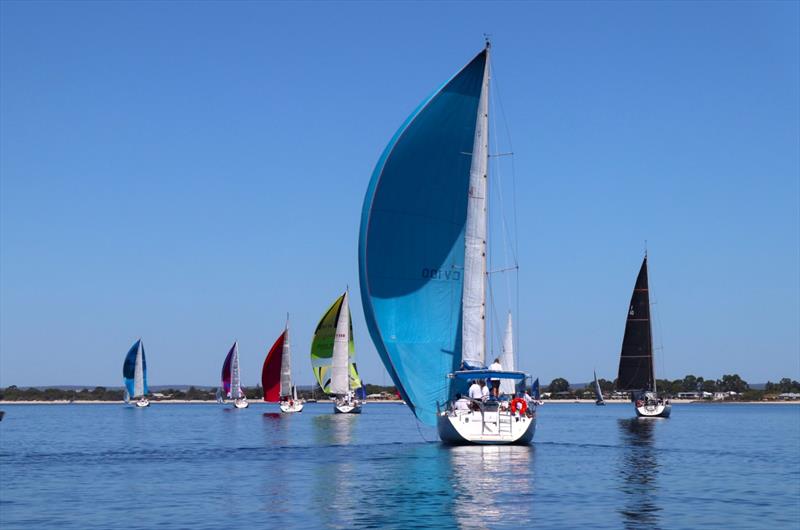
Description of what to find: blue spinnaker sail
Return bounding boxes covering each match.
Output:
[359,50,487,425]
[122,339,148,398]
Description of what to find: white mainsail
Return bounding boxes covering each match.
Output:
[230,342,242,399]
[280,320,292,397]
[594,370,604,403]
[499,312,516,395]
[133,341,145,398]
[330,291,351,395]
[461,45,490,368]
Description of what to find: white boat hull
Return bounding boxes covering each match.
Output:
[333,401,363,414]
[437,409,535,445]
[635,401,671,418]
[280,401,304,413]
[134,398,150,408]
[233,399,249,409]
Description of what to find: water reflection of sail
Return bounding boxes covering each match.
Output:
[259,412,293,517]
[449,446,534,529]
[311,414,358,528]
[617,419,662,529]
[261,412,290,446]
[312,413,356,446]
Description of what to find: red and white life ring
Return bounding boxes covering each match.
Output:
[509,398,527,415]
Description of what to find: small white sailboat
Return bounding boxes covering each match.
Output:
[218,341,249,409]
[263,317,304,413]
[311,290,365,414]
[123,339,150,407]
[283,386,303,413]
[358,42,535,444]
[616,255,671,418]
[594,370,606,406]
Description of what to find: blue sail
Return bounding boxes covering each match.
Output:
[531,378,541,401]
[122,339,148,398]
[358,50,487,425]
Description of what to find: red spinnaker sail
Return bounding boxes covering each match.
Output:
[262,332,285,402]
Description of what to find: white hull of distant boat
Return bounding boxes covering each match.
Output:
[333,399,363,414]
[134,398,150,408]
[280,401,304,413]
[233,399,249,409]
[437,409,535,445]
[635,401,671,418]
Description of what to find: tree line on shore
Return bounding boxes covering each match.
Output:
[545,374,800,400]
[0,384,401,402]
[2,376,799,402]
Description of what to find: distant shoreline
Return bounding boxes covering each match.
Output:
[0,399,409,405]
[543,399,799,405]
[1,399,797,405]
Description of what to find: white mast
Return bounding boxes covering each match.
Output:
[461,43,490,368]
[230,342,242,399]
[330,291,351,395]
[280,315,292,397]
[499,312,515,395]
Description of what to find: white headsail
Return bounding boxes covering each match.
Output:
[133,341,145,398]
[230,342,242,399]
[330,291,351,395]
[461,45,490,368]
[280,319,293,397]
[499,312,516,395]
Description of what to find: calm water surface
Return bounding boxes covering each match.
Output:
[1,403,798,529]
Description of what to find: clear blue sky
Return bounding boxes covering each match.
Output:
[1,1,798,388]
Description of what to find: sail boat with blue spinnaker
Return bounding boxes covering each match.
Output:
[358,43,535,444]
[123,339,149,407]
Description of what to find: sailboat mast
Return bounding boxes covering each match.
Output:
[461,41,491,367]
